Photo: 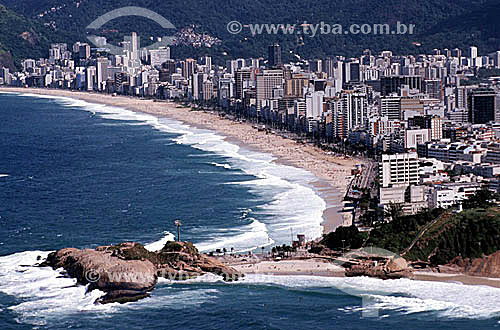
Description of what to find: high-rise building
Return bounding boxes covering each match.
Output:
[379,152,420,188]
[182,59,196,78]
[425,79,443,100]
[0,67,9,84]
[86,66,96,91]
[256,69,283,110]
[78,44,91,60]
[96,57,109,91]
[452,48,462,58]
[268,44,282,68]
[408,115,443,140]
[309,59,322,73]
[341,90,368,131]
[305,91,324,119]
[149,47,170,67]
[495,51,500,69]
[380,96,401,120]
[347,62,360,82]
[380,76,422,96]
[468,88,495,124]
[131,32,139,61]
[202,78,214,101]
[235,68,253,100]
[469,46,478,60]
[323,57,336,78]
[284,73,308,98]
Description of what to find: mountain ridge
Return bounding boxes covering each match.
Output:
[0,0,499,66]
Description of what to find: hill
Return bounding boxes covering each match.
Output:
[318,189,500,267]
[0,0,499,65]
[0,4,53,69]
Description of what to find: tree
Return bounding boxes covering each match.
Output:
[320,225,365,251]
[462,188,497,209]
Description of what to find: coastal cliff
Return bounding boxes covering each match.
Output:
[440,251,500,277]
[40,241,243,304]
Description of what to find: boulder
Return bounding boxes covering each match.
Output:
[447,251,500,277]
[40,241,243,304]
[345,257,412,280]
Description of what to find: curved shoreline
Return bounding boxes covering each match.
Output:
[1,87,359,235]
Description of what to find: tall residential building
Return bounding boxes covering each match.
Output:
[284,73,309,98]
[78,43,91,60]
[379,152,420,188]
[96,57,109,91]
[149,47,170,67]
[235,68,253,100]
[202,78,214,101]
[182,59,196,78]
[323,57,336,78]
[309,59,322,73]
[341,90,368,131]
[469,46,478,60]
[408,115,443,140]
[268,44,282,68]
[305,91,324,119]
[452,48,462,58]
[380,96,401,120]
[131,32,139,61]
[86,66,96,91]
[256,69,283,110]
[0,67,10,85]
[425,79,443,100]
[468,88,496,124]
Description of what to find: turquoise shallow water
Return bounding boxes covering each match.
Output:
[0,93,499,329]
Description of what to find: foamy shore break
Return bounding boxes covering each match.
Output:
[0,87,359,234]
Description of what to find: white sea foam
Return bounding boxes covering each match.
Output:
[144,231,176,252]
[0,251,112,326]
[2,249,500,323]
[211,162,232,169]
[0,174,8,178]
[17,93,327,253]
[194,218,275,253]
[169,273,500,319]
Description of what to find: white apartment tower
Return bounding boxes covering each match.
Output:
[379,152,420,188]
[256,69,283,110]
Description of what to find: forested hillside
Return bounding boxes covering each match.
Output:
[0,0,499,66]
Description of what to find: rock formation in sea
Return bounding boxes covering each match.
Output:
[40,241,243,304]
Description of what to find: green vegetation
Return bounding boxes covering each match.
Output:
[320,225,367,251]
[406,207,500,264]
[367,208,445,255]
[0,4,54,68]
[0,0,499,66]
[319,190,500,266]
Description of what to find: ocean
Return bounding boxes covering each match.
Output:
[0,92,498,329]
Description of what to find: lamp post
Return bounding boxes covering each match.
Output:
[174,220,182,242]
[342,239,346,255]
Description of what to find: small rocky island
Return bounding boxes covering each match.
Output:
[40,241,243,304]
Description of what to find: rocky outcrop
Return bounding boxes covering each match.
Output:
[345,257,413,279]
[41,241,243,304]
[443,251,500,277]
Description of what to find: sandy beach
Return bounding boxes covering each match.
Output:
[0,87,359,234]
[226,257,500,288]
[230,258,345,276]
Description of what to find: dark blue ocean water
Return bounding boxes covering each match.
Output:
[0,93,498,329]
